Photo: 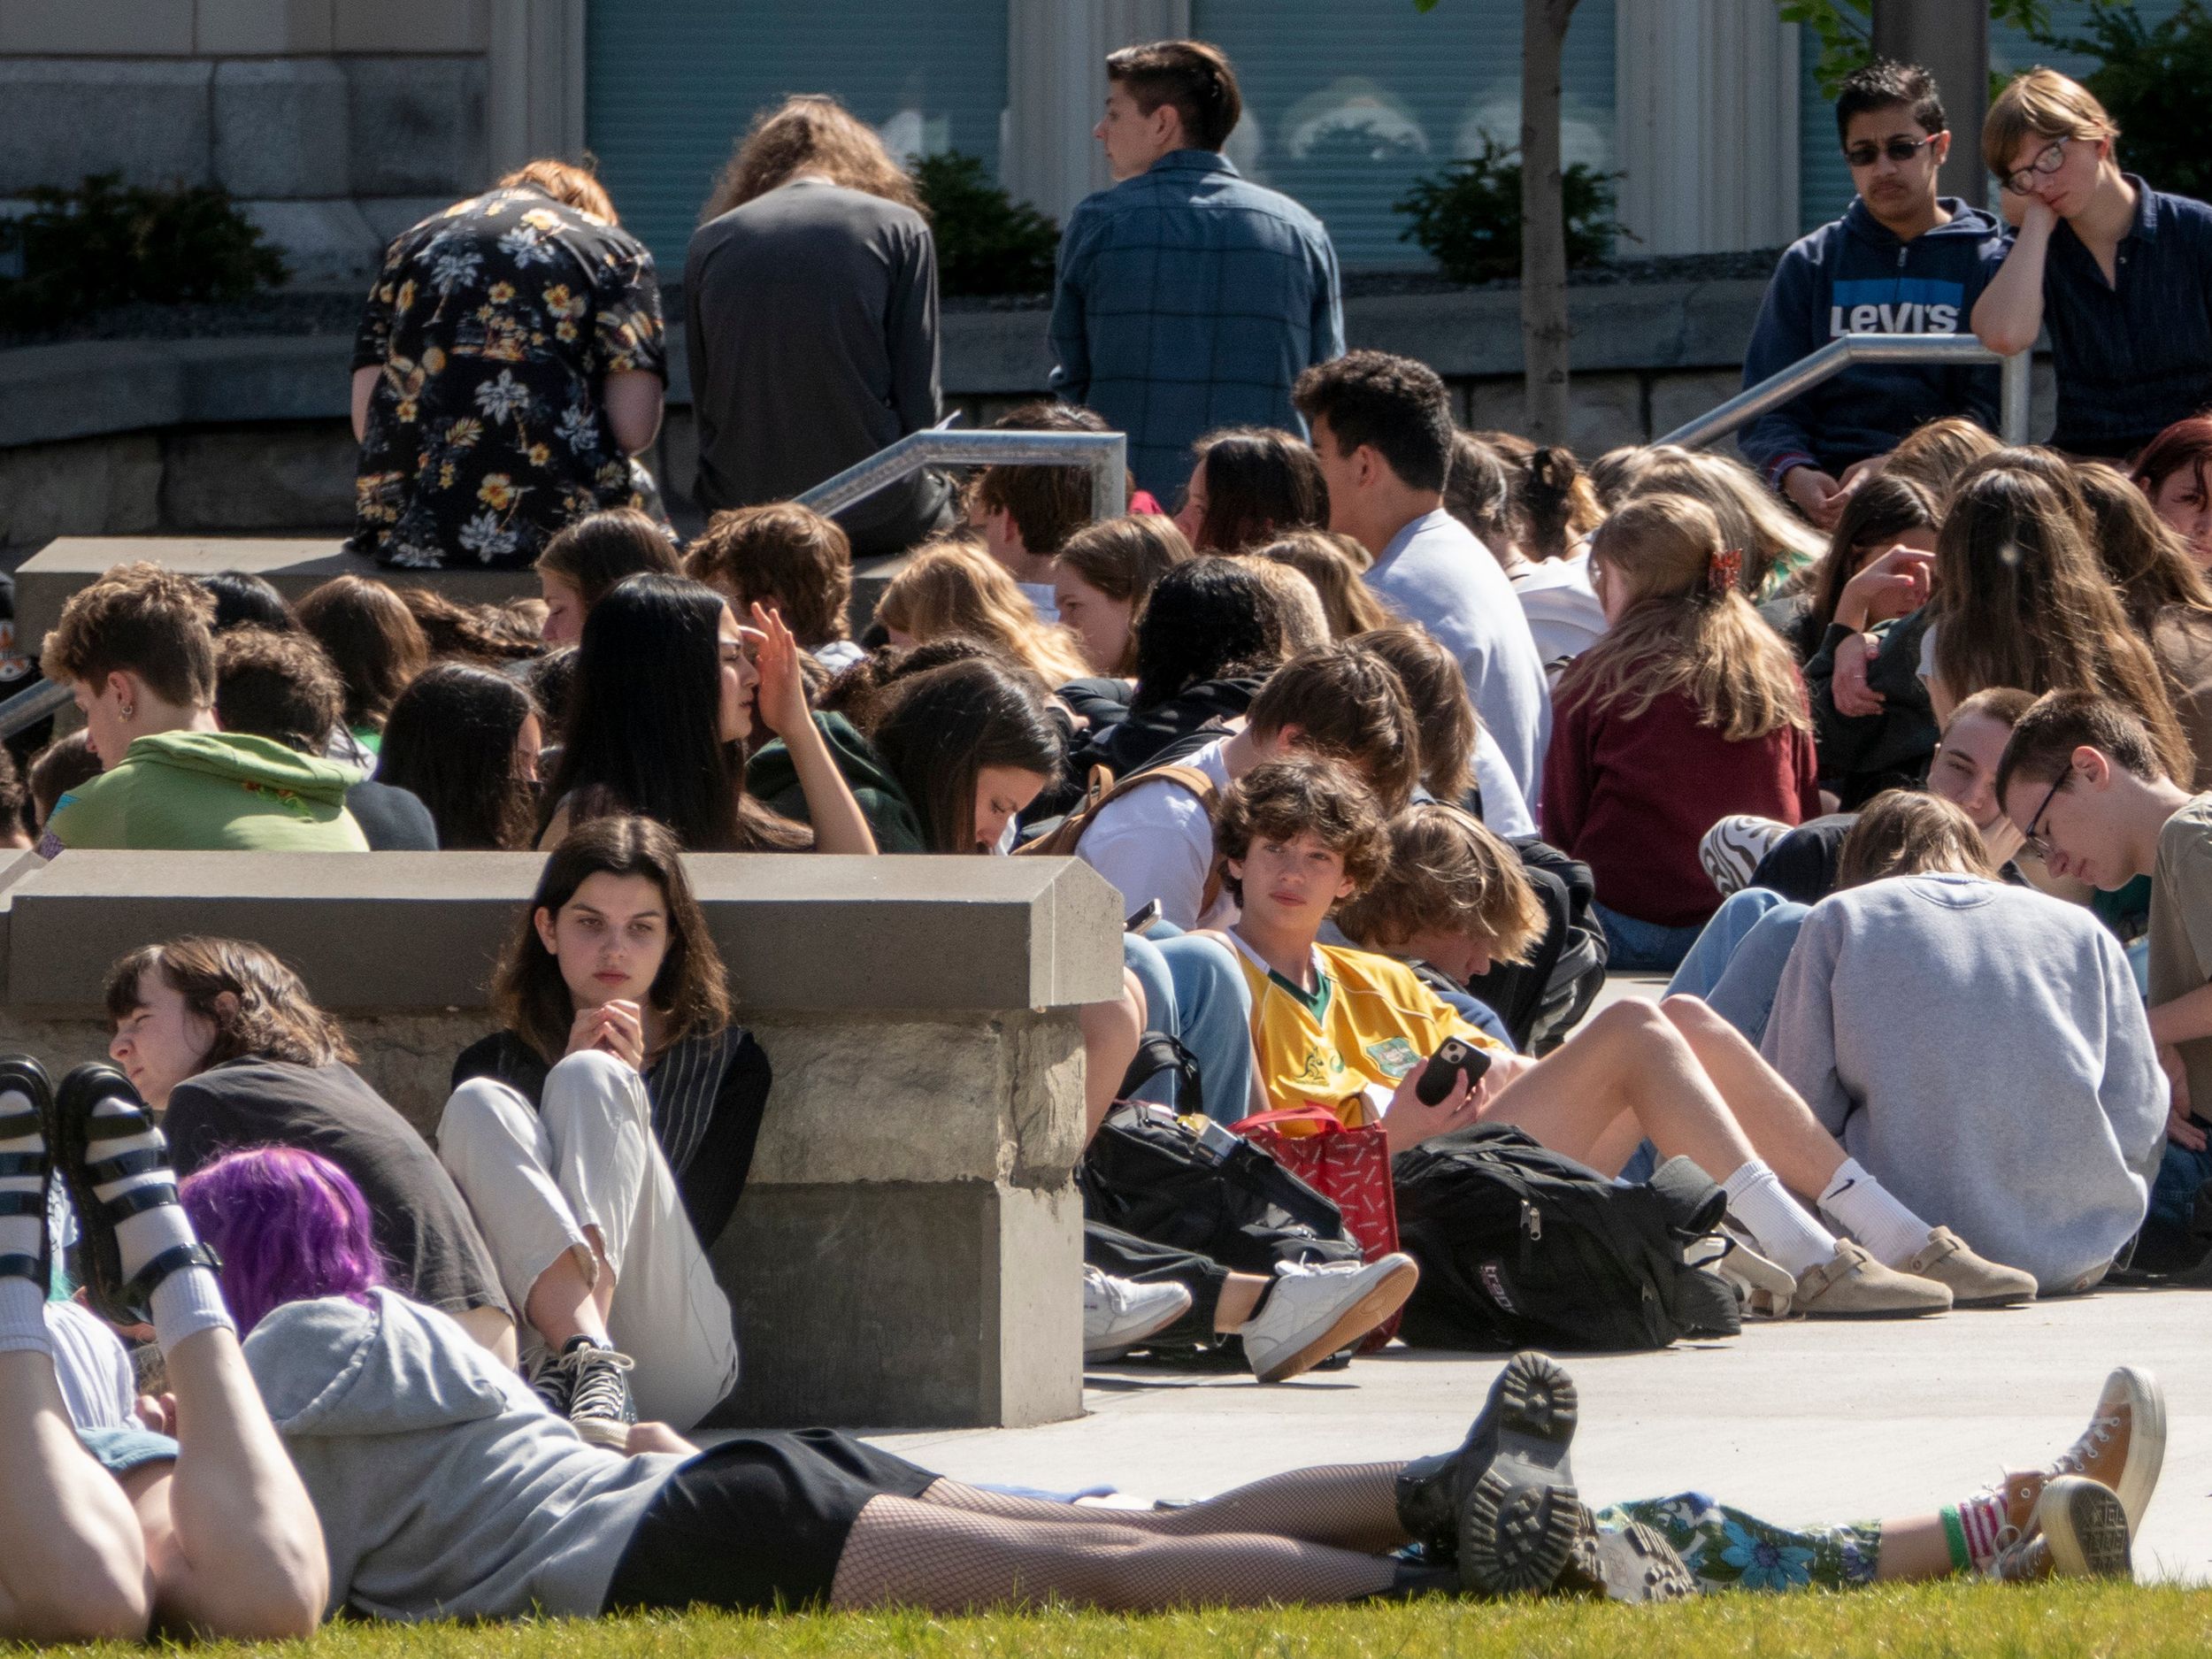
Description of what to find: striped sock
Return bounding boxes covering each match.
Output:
[1945,1492,2010,1574]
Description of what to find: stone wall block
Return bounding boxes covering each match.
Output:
[343,56,488,198]
[0,0,194,53]
[0,60,211,195]
[332,0,488,54]
[0,434,162,552]
[157,425,356,533]
[237,198,381,288]
[213,58,350,199]
[195,0,335,55]
[1647,368,1747,441]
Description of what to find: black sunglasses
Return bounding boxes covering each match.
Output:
[1844,134,1939,168]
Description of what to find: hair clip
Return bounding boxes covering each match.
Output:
[1707,546,1744,595]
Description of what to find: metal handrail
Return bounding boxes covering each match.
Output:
[1657,332,2032,451]
[795,428,1128,522]
[0,678,70,743]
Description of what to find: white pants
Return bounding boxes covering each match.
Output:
[436,1048,740,1429]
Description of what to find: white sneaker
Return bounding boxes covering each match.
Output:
[1238,1253,1419,1383]
[1083,1267,1193,1361]
[1698,814,1791,897]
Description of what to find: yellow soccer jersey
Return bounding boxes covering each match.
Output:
[1229,937,1505,1127]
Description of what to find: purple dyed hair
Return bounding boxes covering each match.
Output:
[179,1146,388,1335]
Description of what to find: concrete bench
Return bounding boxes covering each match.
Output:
[0,849,1121,1430]
[19,535,905,651]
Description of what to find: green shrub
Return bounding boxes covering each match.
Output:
[1393,130,1619,285]
[911,151,1060,298]
[0,173,287,330]
[2032,1,2212,204]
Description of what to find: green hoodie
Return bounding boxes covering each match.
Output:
[744,711,926,853]
[44,730,368,853]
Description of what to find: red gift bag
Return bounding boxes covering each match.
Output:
[1231,1105,1402,1349]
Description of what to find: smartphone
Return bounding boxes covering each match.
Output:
[1124,898,1163,933]
[1414,1036,1491,1107]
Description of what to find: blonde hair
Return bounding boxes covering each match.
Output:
[1618,447,1826,595]
[1335,803,1547,966]
[1881,417,2002,504]
[1230,556,1332,657]
[1835,791,1996,887]
[1249,530,1395,638]
[496,158,615,224]
[1566,494,1810,741]
[877,541,1092,685]
[1984,67,2119,178]
[703,95,922,221]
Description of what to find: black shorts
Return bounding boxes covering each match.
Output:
[601,1430,938,1614]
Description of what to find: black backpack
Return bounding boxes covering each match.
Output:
[1391,1125,1741,1352]
[1463,838,1609,1055]
[1078,1038,1360,1275]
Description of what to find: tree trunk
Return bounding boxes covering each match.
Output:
[1521,0,1578,442]
[1871,0,1989,208]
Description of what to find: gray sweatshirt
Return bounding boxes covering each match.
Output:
[1761,874,2165,1293]
[244,1290,682,1621]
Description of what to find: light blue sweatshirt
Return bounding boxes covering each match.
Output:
[1761,874,2164,1294]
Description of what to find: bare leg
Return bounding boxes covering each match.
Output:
[828,1494,1399,1611]
[451,1303,520,1371]
[1874,1516,1955,1581]
[134,1325,327,1639]
[523,1231,615,1349]
[1212,1273,1270,1333]
[0,1349,151,1642]
[919,1464,1407,1553]
[1655,996,1848,1197]
[1079,973,1146,1142]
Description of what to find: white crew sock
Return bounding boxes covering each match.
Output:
[1720,1159,1841,1279]
[1817,1157,1932,1266]
[84,1091,233,1350]
[150,1264,234,1354]
[0,1085,50,1355]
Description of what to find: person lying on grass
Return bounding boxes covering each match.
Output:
[1204,757,2035,1317]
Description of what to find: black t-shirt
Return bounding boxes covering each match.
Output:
[1747,815,1857,905]
[345,780,439,850]
[164,1058,509,1320]
[450,1026,772,1248]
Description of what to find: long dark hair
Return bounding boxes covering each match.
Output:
[377,663,541,850]
[544,572,808,852]
[1191,427,1327,551]
[870,658,1064,853]
[492,815,733,1064]
[1809,473,1939,634]
[296,575,431,732]
[1129,557,1283,710]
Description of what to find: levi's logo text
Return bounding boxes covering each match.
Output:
[1828,276,1962,336]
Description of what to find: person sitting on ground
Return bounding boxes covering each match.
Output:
[0,744,32,851]
[1217,758,2032,1315]
[1350,624,1532,838]
[1077,641,1420,930]
[402,588,547,664]
[212,626,440,851]
[968,403,1119,620]
[294,574,430,764]
[351,158,666,570]
[1249,529,1394,639]
[1052,514,1193,680]
[39,564,368,854]
[1995,692,2212,1256]
[106,935,514,1361]
[1740,60,2007,530]
[1475,431,1608,565]
[1541,495,1820,972]
[442,817,768,1439]
[1068,556,1286,780]
[2075,462,2212,790]
[1616,446,1830,602]
[1974,68,2212,461]
[27,729,97,836]
[1233,554,1332,659]
[2131,414,2212,572]
[1755,790,2162,1294]
[222,1144,2158,1620]
[535,507,683,647]
[1171,426,1327,552]
[1875,412,2001,497]
[196,572,298,636]
[876,540,1093,687]
[540,573,877,854]
[1443,433,1606,678]
[1294,351,1550,803]
[375,662,546,851]
[0,1056,328,1640]
[686,501,864,672]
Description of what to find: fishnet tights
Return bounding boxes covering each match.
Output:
[827,1465,1408,1613]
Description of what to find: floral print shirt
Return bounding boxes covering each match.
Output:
[349,186,669,570]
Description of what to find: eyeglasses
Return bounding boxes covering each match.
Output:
[2001,138,2070,196]
[2022,773,2065,860]
[1844,134,1938,169]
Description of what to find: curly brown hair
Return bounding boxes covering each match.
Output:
[43,562,219,709]
[1334,803,1547,965]
[104,937,356,1070]
[1213,757,1389,905]
[687,503,854,648]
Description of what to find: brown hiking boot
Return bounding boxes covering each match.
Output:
[1790,1240,1951,1318]
[1986,1479,2132,1582]
[1992,1366,2165,1535]
[1901,1228,2037,1308]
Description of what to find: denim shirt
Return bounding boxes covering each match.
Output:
[2043,177,2212,458]
[1048,150,1345,497]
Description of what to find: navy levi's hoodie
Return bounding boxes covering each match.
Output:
[1739,197,2010,486]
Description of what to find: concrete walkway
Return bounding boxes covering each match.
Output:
[875,1287,2211,1582]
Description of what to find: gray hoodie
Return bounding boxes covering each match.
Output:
[244,1289,682,1621]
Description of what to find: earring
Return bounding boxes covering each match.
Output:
[119,703,134,719]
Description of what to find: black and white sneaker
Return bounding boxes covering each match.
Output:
[553,1335,636,1449]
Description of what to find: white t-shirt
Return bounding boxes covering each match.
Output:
[1076,736,1235,929]
[1509,549,1607,680]
[1365,510,1553,807]
[46,1299,137,1432]
[1018,581,1061,626]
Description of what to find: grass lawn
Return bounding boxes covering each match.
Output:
[22,1583,2212,1659]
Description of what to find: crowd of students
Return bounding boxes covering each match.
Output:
[3,39,2208,1640]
